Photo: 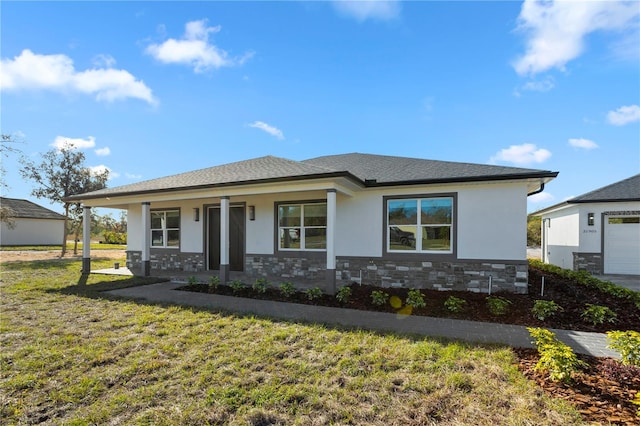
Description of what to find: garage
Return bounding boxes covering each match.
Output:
[604,216,640,275]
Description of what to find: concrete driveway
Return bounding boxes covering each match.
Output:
[597,274,640,292]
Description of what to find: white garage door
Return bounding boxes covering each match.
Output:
[604,216,640,275]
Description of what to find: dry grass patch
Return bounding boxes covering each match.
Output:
[0,258,582,425]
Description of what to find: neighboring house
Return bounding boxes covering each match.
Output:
[66,153,557,294]
[0,197,66,246]
[533,174,640,276]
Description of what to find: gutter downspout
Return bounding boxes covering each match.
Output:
[527,182,545,196]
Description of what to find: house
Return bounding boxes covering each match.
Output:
[533,174,640,276]
[66,153,558,294]
[0,197,66,246]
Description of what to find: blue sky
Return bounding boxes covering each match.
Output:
[2,0,639,214]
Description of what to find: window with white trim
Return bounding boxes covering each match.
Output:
[387,197,453,253]
[278,202,327,250]
[151,210,180,248]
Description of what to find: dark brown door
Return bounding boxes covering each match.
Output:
[208,206,245,271]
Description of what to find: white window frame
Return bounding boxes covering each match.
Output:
[150,209,180,249]
[278,202,327,252]
[387,196,453,254]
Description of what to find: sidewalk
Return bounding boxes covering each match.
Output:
[107,281,620,359]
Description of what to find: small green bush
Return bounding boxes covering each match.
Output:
[581,304,617,325]
[528,327,585,382]
[406,289,426,308]
[606,330,640,366]
[103,230,127,244]
[209,276,220,290]
[229,280,245,293]
[336,286,352,304]
[305,287,323,301]
[444,296,466,313]
[486,296,512,316]
[531,300,563,321]
[187,276,199,286]
[279,281,296,298]
[632,391,640,416]
[253,278,269,294]
[370,290,389,306]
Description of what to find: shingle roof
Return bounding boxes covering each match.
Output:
[0,198,66,220]
[568,173,640,203]
[303,153,555,184]
[68,153,557,201]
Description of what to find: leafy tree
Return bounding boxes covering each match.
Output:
[20,145,109,256]
[527,214,541,246]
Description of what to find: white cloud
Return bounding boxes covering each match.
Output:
[146,19,253,73]
[513,0,640,76]
[0,49,157,105]
[125,172,142,179]
[607,104,640,126]
[95,147,111,156]
[249,121,284,140]
[52,136,96,151]
[490,143,552,165]
[568,138,598,150]
[332,0,401,22]
[89,164,118,179]
[92,54,116,68]
[529,192,554,204]
[522,76,555,92]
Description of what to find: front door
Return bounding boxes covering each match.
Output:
[208,206,245,271]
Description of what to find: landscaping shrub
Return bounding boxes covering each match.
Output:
[444,296,466,313]
[279,281,295,298]
[253,278,269,294]
[606,330,640,366]
[336,286,352,304]
[486,296,511,316]
[209,276,220,290]
[370,290,389,306]
[305,287,323,301]
[529,259,640,309]
[229,280,245,293]
[528,327,585,383]
[581,304,617,326]
[406,289,426,308]
[531,300,563,321]
[187,276,199,286]
[103,230,126,244]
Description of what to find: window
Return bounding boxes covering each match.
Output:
[387,197,453,253]
[278,202,326,250]
[608,217,640,224]
[151,210,180,248]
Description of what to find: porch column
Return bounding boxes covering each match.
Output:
[219,196,230,284]
[326,189,337,294]
[141,202,151,276]
[81,205,91,274]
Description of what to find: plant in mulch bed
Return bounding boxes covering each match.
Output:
[305,287,323,301]
[406,289,426,308]
[252,278,270,294]
[370,290,389,306]
[486,296,511,316]
[607,330,640,366]
[335,286,352,304]
[187,275,199,286]
[279,281,296,298]
[444,296,466,313]
[229,280,245,293]
[531,300,563,321]
[209,276,220,290]
[581,304,617,326]
[528,327,586,383]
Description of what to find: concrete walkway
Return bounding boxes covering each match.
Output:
[106,281,620,359]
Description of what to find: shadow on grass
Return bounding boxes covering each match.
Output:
[52,274,167,297]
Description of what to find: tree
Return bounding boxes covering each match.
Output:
[20,146,109,256]
[1,133,25,227]
[527,214,542,247]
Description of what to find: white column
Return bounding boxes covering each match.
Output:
[220,196,230,283]
[326,189,337,294]
[141,202,151,276]
[81,205,91,274]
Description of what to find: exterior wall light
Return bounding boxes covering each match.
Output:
[588,212,594,226]
[249,205,255,221]
[193,207,200,222]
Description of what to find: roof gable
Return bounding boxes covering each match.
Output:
[569,174,640,203]
[1,198,66,220]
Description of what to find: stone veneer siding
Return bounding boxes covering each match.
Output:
[245,254,529,294]
[572,252,602,275]
[127,250,205,272]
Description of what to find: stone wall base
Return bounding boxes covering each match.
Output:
[573,252,602,275]
[127,250,205,273]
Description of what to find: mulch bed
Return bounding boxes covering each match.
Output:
[178,265,640,424]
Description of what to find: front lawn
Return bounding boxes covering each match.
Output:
[0,258,582,425]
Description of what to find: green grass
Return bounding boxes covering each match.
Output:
[0,243,126,251]
[0,258,583,425]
